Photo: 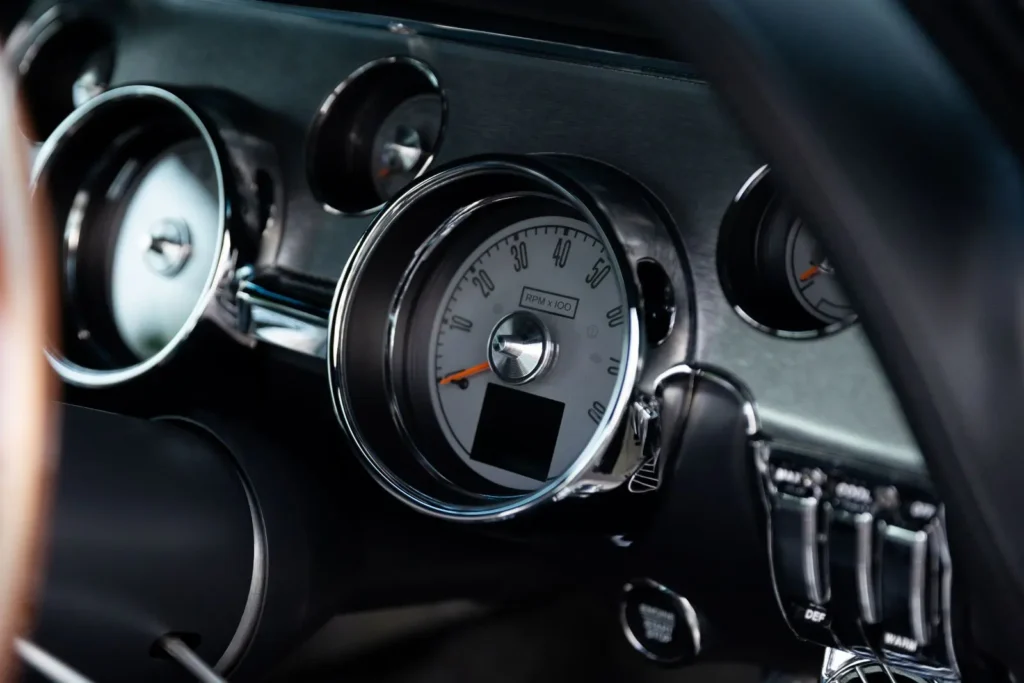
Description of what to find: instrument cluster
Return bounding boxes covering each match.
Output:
[328,155,688,517]
[14,1,884,501]
[8,1,956,680]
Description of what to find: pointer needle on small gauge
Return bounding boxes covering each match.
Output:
[438,361,491,385]
[799,264,821,282]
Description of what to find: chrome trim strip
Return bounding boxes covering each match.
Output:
[932,511,960,675]
[214,463,268,674]
[160,636,227,683]
[654,364,761,437]
[905,527,931,646]
[881,525,930,649]
[12,6,65,78]
[153,417,268,675]
[799,495,826,605]
[32,85,232,388]
[855,511,879,623]
[821,648,939,683]
[306,55,446,216]
[237,283,329,358]
[15,639,95,683]
[190,0,699,81]
[619,578,701,663]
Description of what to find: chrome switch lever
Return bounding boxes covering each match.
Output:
[16,635,227,683]
[773,490,830,605]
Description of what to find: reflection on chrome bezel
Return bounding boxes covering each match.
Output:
[32,85,232,388]
[328,158,644,521]
[306,55,447,217]
[720,164,858,340]
[384,192,593,499]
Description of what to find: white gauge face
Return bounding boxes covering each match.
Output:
[109,140,221,359]
[427,216,630,491]
[784,220,855,324]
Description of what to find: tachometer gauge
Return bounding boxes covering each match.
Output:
[417,198,629,491]
[328,156,692,520]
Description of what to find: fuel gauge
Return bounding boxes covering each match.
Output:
[718,166,857,337]
[370,93,444,201]
[307,57,446,215]
[785,220,855,324]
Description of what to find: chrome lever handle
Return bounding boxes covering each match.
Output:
[16,635,227,683]
[15,639,95,683]
[158,635,228,683]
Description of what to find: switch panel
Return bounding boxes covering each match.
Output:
[772,493,828,605]
[756,443,956,678]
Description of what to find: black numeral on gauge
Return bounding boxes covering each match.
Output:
[585,258,612,288]
[450,315,473,332]
[472,270,495,298]
[552,238,572,268]
[607,357,620,376]
[606,305,624,328]
[587,401,607,425]
[511,243,529,272]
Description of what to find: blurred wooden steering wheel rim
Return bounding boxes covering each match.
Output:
[0,65,57,675]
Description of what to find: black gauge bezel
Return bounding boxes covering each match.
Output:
[718,165,859,339]
[305,56,447,216]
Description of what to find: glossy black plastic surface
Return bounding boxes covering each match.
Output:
[31,404,255,682]
[637,375,812,665]
[626,0,1024,673]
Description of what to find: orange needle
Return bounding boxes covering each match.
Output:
[799,265,821,282]
[438,362,491,385]
[377,167,391,179]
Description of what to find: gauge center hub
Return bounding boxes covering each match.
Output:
[142,217,192,277]
[487,311,555,385]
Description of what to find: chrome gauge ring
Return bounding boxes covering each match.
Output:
[33,86,238,387]
[328,155,693,520]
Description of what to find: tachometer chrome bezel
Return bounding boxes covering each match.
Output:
[32,85,234,388]
[327,155,692,521]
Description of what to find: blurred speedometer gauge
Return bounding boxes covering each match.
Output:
[328,156,691,521]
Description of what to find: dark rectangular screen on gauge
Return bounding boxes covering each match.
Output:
[470,384,565,481]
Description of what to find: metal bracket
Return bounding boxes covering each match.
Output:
[627,395,662,493]
[234,279,330,358]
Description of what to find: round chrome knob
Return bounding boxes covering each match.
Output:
[143,217,192,276]
[486,311,555,384]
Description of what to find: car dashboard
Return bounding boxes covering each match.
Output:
[6,1,958,681]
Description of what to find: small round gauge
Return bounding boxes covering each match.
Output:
[307,57,446,214]
[784,219,855,324]
[370,93,444,201]
[718,166,857,336]
[108,140,222,360]
[425,213,629,491]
